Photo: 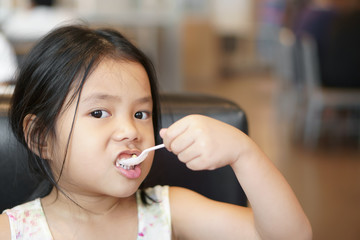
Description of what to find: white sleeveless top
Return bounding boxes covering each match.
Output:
[3,185,171,239]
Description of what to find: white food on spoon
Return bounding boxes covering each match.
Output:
[117,144,165,168]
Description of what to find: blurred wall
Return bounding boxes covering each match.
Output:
[1,0,260,91]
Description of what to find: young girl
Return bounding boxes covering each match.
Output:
[0,25,312,239]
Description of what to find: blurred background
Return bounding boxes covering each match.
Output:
[1,0,360,239]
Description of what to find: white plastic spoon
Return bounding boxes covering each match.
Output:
[118,144,165,166]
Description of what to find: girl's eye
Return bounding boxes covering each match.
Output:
[90,110,111,119]
[134,111,150,120]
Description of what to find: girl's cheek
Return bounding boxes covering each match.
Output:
[45,140,66,176]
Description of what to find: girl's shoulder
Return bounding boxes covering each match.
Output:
[140,185,198,203]
[4,198,41,211]
[3,198,43,220]
[138,185,169,202]
[136,185,171,217]
[0,213,11,239]
[136,185,173,239]
[2,199,53,239]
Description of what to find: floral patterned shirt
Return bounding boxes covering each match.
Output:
[3,185,171,239]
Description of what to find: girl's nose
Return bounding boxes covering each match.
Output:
[111,117,139,143]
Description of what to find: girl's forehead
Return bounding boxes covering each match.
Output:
[83,59,151,94]
[63,59,152,110]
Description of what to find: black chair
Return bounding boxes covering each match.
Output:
[0,93,248,212]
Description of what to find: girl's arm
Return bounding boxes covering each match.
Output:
[0,214,11,239]
[160,115,312,240]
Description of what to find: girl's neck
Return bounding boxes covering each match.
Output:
[40,188,139,239]
[41,187,137,218]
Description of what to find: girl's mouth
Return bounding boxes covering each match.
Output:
[115,155,142,179]
[115,153,138,170]
[115,161,135,170]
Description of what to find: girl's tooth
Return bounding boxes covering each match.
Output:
[115,159,135,170]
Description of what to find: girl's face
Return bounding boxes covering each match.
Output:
[47,59,155,198]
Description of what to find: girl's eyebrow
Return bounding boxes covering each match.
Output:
[137,96,153,104]
[81,93,153,105]
[81,93,120,104]
[133,96,153,105]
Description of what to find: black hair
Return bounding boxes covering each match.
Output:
[9,25,161,204]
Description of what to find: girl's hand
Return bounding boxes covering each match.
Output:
[159,114,248,171]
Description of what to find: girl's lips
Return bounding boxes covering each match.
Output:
[114,150,142,179]
[116,164,142,179]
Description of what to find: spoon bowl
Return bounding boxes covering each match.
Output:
[118,144,165,166]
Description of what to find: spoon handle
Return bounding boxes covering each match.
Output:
[143,143,165,154]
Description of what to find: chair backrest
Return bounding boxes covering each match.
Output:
[0,114,40,211]
[276,28,305,94]
[276,28,297,86]
[300,34,322,92]
[276,29,323,100]
[0,93,248,212]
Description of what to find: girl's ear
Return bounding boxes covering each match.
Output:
[23,114,50,159]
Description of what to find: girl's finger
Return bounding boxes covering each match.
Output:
[176,142,201,164]
[160,127,191,153]
[163,118,190,142]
